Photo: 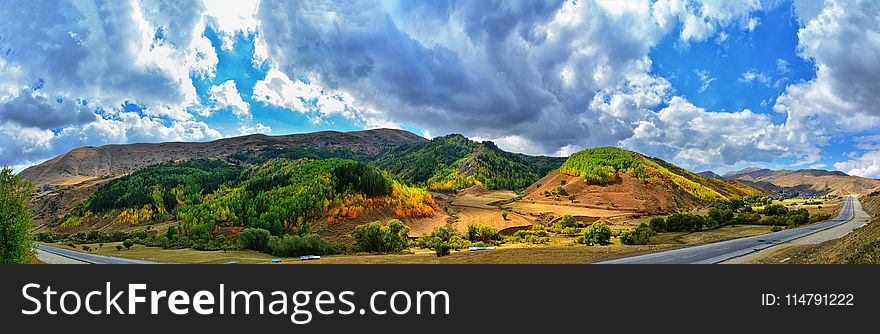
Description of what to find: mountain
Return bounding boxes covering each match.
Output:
[372,134,565,191]
[20,128,425,188]
[698,171,722,179]
[522,147,765,214]
[722,168,880,196]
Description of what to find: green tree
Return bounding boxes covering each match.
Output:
[648,217,667,232]
[619,223,656,245]
[501,210,509,220]
[0,167,34,264]
[122,239,135,250]
[352,220,410,253]
[558,214,577,228]
[582,221,612,246]
[239,228,272,252]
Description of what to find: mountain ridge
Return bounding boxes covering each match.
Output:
[20,128,426,187]
[722,167,878,196]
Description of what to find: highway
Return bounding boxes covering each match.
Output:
[35,244,162,264]
[597,196,858,264]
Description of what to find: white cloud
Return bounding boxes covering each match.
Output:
[694,69,716,93]
[745,17,760,31]
[252,69,316,112]
[738,69,772,86]
[774,0,880,140]
[776,58,791,73]
[238,122,272,135]
[202,0,261,50]
[208,80,251,119]
[0,0,230,167]
[651,0,764,43]
[835,151,880,178]
[854,134,880,150]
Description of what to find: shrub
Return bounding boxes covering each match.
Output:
[556,186,568,196]
[352,220,410,253]
[810,211,832,223]
[707,207,734,228]
[770,226,783,232]
[763,204,789,216]
[116,245,123,251]
[665,213,705,232]
[581,221,612,246]
[733,213,762,225]
[510,225,550,244]
[266,234,333,257]
[619,223,656,245]
[558,214,578,228]
[466,224,502,244]
[239,228,272,253]
[435,243,451,257]
[648,217,667,232]
[122,239,135,250]
[418,227,469,252]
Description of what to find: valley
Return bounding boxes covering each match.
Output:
[19,129,876,264]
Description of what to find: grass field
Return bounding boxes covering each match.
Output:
[54,221,782,264]
[79,242,286,264]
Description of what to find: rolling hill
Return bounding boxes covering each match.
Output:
[722,168,880,196]
[520,147,766,215]
[45,157,442,242]
[20,128,425,188]
[372,134,565,191]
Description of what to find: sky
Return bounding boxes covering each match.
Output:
[1,0,879,178]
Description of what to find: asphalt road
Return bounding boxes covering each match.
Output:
[597,196,857,264]
[35,244,162,264]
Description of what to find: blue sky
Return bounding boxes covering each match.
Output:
[1,0,879,178]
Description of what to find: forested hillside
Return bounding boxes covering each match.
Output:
[558,147,763,201]
[56,158,436,239]
[373,134,565,191]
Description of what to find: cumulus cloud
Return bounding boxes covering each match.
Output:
[1,111,220,168]
[620,96,790,168]
[0,0,229,167]
[835,151,880,178]
[650,0,764,42]
[774,0,880,137]
[208,80,251,119]
[0,89,97,129]
[256,0,761,155]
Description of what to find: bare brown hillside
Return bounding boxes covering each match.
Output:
[517,171,701,219]
[19,128,425,187]
[723,168,880,196]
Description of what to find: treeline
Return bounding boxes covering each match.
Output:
[558,147,649,185]
[178,158,434,237]
[229,146,372,165]
[86,159,243,213]
[373,134,564,191]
